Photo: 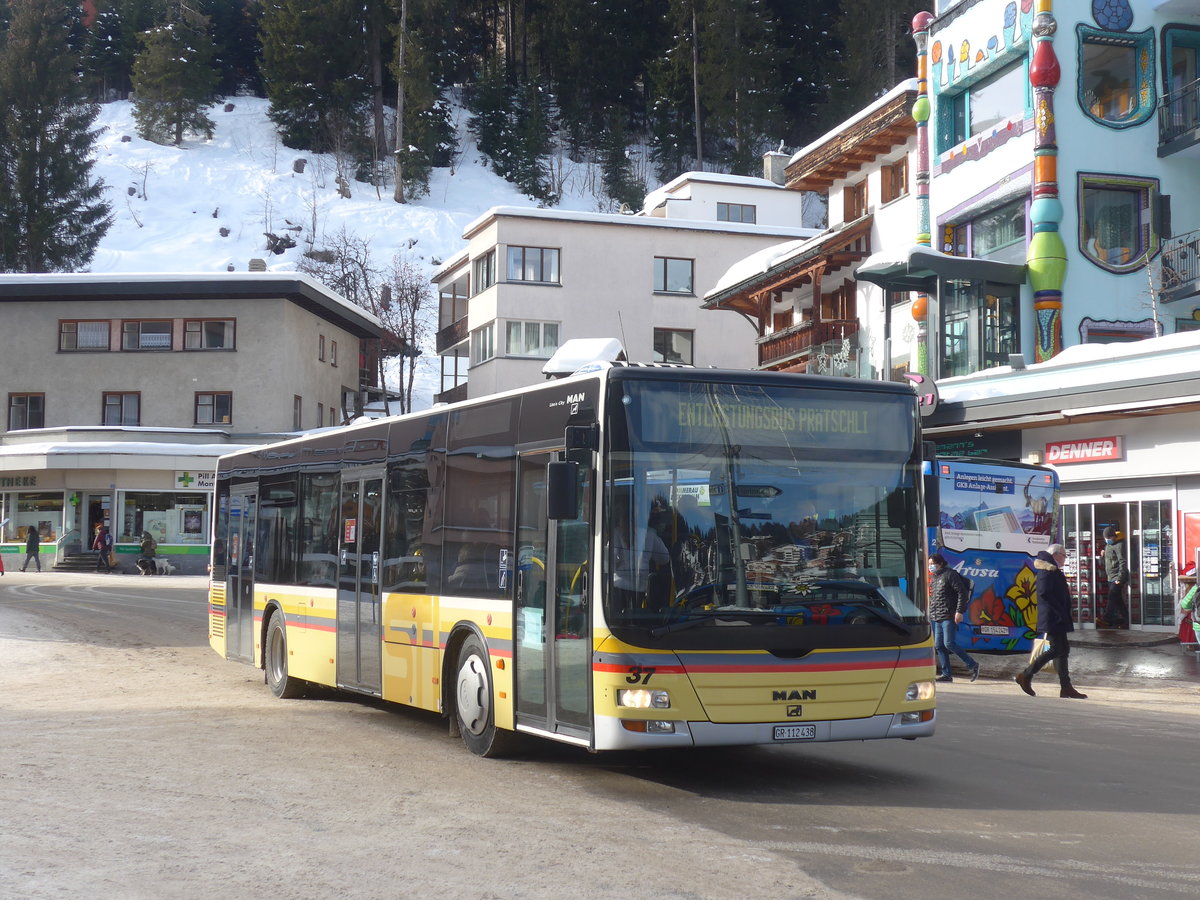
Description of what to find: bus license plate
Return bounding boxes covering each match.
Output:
[774,724,816,741]
[979,625,1008,635]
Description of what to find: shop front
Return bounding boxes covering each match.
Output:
[0,428,256,575]
[924,332,1200,634]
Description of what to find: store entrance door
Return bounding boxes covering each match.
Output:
[1061,497,1175,629]
[83,493,111,551]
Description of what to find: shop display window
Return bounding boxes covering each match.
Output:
[2,493,63,544]
[119,491,209,544]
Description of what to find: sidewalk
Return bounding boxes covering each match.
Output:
[950,627,1200,687]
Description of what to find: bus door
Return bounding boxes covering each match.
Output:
[514,452,592,741]
[336,470,384,695]
[226,487,257,664]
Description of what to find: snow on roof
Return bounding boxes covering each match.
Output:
[542,337,626,375]
[0,271,382,329]
[639,171,787,213]
[939,329,1200,403]
[0,441,255,460]
[790,79,919,165]
[459,204,816,242]
[707,236,822,297]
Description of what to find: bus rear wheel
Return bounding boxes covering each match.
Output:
[265,611,304,699]
[454,634,513,757]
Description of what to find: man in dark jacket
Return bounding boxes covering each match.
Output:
[928,553,980,683]
[1015,544,1087,699]
[21,526,41,572]
[1100,525,1129,628]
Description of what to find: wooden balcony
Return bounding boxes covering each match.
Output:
[435,316,469,354]
[435,383,468,405]
[757,319,859,370]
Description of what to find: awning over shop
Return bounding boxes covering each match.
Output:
[855,245,1026,292]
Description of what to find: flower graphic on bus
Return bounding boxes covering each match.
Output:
[1006,564,1038,630]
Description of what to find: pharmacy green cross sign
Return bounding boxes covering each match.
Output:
[174,471,215,490]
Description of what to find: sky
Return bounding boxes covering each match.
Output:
[87,97,608,409]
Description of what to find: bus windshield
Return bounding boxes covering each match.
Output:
[604,378,926,644]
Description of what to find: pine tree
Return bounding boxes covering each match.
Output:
[259,0,371,153]
[131,2,219,145]
[202,0,260,97]
[0,0,113,272]
[826,0,923,132]
[80,0,163,101]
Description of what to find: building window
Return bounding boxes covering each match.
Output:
[183,319,234,350]
[103,392,140,426]
[293,396,302,430]
[471,322,495,365]
[941,59,1028,150]
[330,340,337,366]
[317,401,324,424]
[1077,24,1155,129]
[504,320,560,358]
[1178,313,1200,333]
[940,284,1019,379]
[195,392,232,425]
[329,406,336,427]
[717,202,756,223]
[843,180,867,221]
[653,328,694,364]
[971,198,1027,259]
[1078,173,1160,273]
[122,320,173,350]
[653,257,694,293]
[506,246,560,283]
[8,393,44,430]
[59,320,110,351]
[881,158,909,204]
[472,250,496,295]
[318,335,326,361]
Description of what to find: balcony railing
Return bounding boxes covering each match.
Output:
[1159,229,1200,305]
[757,320,859,369]
[435,316,469,353]
[1159,77,1200,149]
[435,382,468,405]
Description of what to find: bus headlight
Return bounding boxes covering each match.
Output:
[906,681,935,701]
[617,688,671,709]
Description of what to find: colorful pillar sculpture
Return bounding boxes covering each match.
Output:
[1028,0,1066,361]
[911,11,935,376]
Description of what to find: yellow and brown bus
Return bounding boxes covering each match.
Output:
[209,365,936,756]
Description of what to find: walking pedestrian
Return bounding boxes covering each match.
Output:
[1100,525,1129,628]
[1015,543,1088,699]
[93,524,114,573]
[21,526,41,572]
[928,553,980,683]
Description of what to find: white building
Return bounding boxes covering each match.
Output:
[432,172,822,401]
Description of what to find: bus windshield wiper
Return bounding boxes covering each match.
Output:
[838,600,912,636]
[648,608,780,638]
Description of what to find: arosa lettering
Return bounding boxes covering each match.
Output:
[773,689,817,701]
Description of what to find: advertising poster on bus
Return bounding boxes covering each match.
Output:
[931,460,1060,652]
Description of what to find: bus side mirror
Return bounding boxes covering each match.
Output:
[547,460,579,520]
[922,459,940,528]
[564,423,598,465]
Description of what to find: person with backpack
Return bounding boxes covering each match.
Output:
[93,524,114,573]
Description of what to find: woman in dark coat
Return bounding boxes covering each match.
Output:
[1015,544,1087,699]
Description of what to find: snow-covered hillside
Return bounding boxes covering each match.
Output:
[87,98,604,407]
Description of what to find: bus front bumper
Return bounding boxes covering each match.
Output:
[593,710,936,750]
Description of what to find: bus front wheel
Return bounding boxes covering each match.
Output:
[265,611,304,699]
[454,634,512,757]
